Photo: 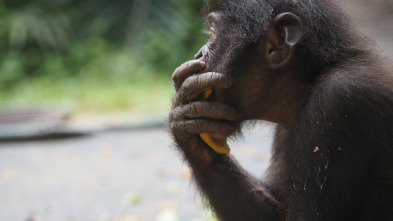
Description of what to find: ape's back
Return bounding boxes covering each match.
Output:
[268,55,393,221]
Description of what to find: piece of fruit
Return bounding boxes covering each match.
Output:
[200,133,231,154]
[199,89,231,155]
[204,89,213,100]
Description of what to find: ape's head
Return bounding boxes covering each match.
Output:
[195,0,368,128]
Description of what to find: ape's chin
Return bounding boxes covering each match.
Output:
[226,119,252,142]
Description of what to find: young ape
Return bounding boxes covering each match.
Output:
[169,0,393,220]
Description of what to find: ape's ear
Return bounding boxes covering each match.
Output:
[266,12,305,69]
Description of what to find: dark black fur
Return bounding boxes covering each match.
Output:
[170,0,393,220]
[204,0,370,76]
[267,55,393,220]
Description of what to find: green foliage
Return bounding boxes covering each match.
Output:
[0,38,174,113]
[0,0,208,113]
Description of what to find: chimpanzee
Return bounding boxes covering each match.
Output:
[169,0,393,220]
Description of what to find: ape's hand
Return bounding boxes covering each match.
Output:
[169,60,241,167]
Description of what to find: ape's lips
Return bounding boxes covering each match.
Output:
[199,89,231,155]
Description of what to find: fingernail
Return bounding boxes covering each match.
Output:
[199,61,206,66]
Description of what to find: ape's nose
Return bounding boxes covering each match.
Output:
[195,44,209,62]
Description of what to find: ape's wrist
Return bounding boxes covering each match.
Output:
[173,135,219,169]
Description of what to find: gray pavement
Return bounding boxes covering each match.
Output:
[0,125,274,221]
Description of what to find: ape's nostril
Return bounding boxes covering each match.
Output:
[195,44,210,61]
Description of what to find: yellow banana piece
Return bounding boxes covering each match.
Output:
[200,133,231,154]
[199,89,231,155]
[204,89,213,99]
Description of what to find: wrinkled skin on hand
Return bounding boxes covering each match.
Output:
[169,59,241,167]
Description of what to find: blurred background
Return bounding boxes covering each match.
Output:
[0,0,392,220]
[0,0,208,115]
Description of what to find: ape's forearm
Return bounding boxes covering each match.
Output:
[189,155,281,221]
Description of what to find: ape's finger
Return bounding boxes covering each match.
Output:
[172,60,206,91]
[173,102,241,121]
[170,119,236,137]
[177,72,231,104]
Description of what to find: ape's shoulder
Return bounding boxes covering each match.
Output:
[292,62,393,159]
[301,58,392,131]
[312,57,393,113]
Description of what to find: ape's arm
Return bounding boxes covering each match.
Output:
[191,154,281,221]
[169,60,281,221]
